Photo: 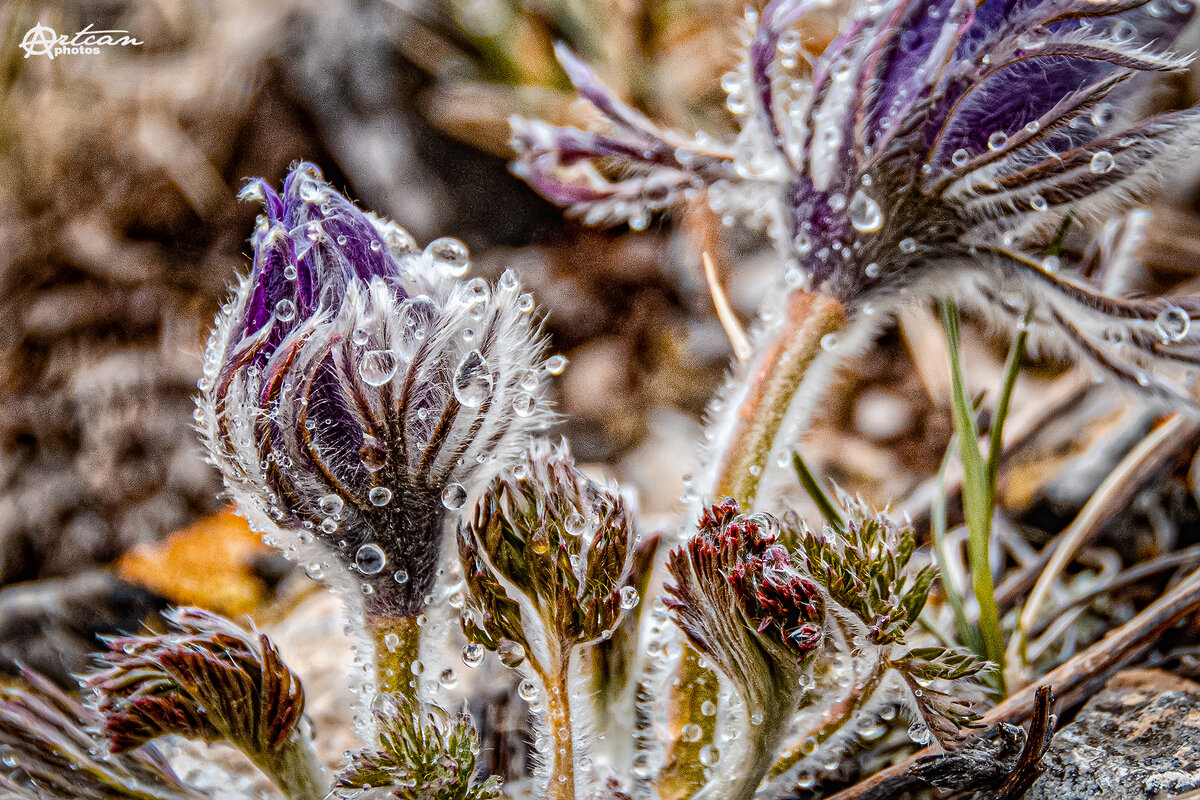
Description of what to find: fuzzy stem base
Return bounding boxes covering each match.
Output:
[368,615,423,703]
[658,290,848,800]
[259,728,327,800]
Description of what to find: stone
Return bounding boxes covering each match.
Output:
[1024,669,1200,799]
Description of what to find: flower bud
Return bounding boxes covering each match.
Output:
[199,163,554,618]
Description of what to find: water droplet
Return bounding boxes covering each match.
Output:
[1091,103,1115,127]
[701,700,717,716]
[951,148,970,167]
[907,721,931,745]
[461,643,485,668]
[321,517,338,534]
[305,561,325,580]
[1090,150,1115,174]
[442,483,468,510]
[620,585,640,609]
[453,350,493,407]
[1041,255,1061,273]
[383,632,400,651]
[699,745,720,766]
[1025,120,1041,134]
[426,237,470,276]
[356,543,387,574]
[497,640,526,669]
[298,179,325,203]
[564,513,587,537]
[899,238,917,254]
[517,293,535,313]
[519,680,540,702]
[681,723,703,742]
[351,327,370,346]
[1156,306,1191,342]
[438,668,458,689]
[359,350,398,385]
[849,189,884,233]
[369,487,393,506]
[393,569,409,584]
[275,299,297,322]
[545,355,568,375]
[410,659,425,675]
[1030,194,1048,212]
[513,391,536,417]
[987,131,1008,151]
[865,262,881,278]
[820,333,839,351]
[319,494,344,516]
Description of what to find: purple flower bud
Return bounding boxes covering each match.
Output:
[199,163,554,618]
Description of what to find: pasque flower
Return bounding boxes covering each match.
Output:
[198,162,554,697]
[514,0,1200,402]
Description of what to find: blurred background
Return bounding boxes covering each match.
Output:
[2,0,1200,737]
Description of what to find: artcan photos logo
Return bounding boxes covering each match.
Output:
[20,23,143,59]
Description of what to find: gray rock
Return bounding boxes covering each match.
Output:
[1024,669,1200,800]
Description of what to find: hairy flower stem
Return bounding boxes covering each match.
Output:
[768,655,888,779]
[261,729,328,800]
[659,290,848,800]
[369,614,423,702]
[543,663,577,800]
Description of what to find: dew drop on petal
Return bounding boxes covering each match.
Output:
[987,131,1008,151]
[453,350,493,407]
[620,585,640,609]
[951,148,970,167]
[699,745,720,766]
[369,487,393,506]
[518,680,539,702]
[438,668,458,689]
[1156,306,1191,343]
[305,562,325,580]
[1090,151,1115,174]
[275,299,297,322]
[319,494,344,516]
[701,700,717,716]
[849,190,884,233]
[426,237,470,276]
[442,483,468,510]
[356,543,387,574]
[360,350,399,385]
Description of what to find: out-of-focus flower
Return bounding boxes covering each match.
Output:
[513,0,1200,402]
[458,438,644,800]
[0,669,200,800]
[336,696,501,800]
[197,163,555,694]
[86,607,326,800]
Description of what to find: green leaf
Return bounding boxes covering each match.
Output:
[791,450,845,534]
[938,298,1007,694]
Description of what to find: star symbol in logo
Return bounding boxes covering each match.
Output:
[20,24,58,59]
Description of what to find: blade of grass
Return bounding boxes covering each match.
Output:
[938,298,1007,694]
[933,438,977,652]
[791,450,845,534]
[987,313,1029,498]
